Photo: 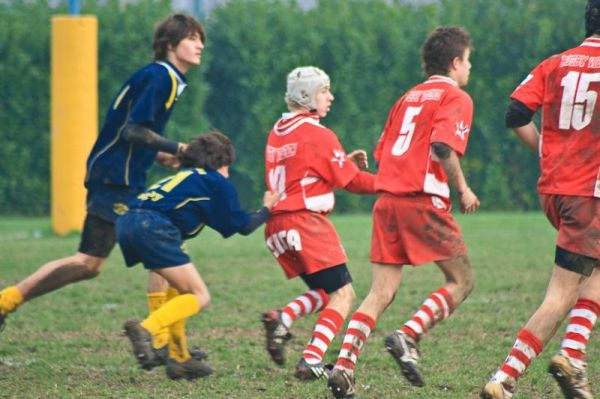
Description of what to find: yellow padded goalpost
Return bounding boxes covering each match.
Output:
[51,15,97,235]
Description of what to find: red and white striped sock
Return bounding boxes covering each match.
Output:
[492,329,543,383]
[303,308,344,364]
[281,289,329,329]
[335,312,376,371]
[559,298,600,368]
[401,288,455,341]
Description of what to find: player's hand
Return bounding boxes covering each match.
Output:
[348,149,369,170]
[156,151,180,169]
[263,190,280,210]
[459,187,480,214]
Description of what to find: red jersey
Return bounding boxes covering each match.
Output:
[374,76,473,206]
[511,37,600,198]
[265,112,360,215]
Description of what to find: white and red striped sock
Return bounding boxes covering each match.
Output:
[559,298,600,368]
[281,289,329,329]
[401,287,455,341]
[492,329,543,383]
[335,312,376,371]
[303,308,344,364]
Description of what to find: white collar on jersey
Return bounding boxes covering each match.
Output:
[274,112,321,136]
[156,61,188,96]
[581,37,600,47]
[425,75,458,87]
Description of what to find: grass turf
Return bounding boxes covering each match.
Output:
[0,213,597,398]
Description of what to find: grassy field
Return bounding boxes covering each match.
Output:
[0,213,597,398]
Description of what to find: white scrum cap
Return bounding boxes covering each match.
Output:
[285,66,330,110]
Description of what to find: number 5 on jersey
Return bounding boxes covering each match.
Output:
[391,106,423,156]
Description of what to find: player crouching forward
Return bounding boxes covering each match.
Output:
[261,66,376,381]
[117,132,279,380]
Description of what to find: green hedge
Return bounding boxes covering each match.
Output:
[0,0,587,214]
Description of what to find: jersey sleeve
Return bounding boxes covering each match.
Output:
[510,59,548,112]
[430,89,473,156]
[207,179,251,238]
[306,128,359,189]
[128,70,172,129]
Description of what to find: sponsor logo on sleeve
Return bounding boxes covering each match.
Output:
[455,121,470,140]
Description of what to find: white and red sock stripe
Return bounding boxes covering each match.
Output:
[493,329,543,383]
[281,289,329,329]
[560,298,600,368]
[401,288,455,341]
[303,308,344,364]
[335,312,376,371]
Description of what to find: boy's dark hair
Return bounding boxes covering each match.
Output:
[421,26,472,76]
[153,14,205,61]
[179,131,235,170]
[586,0,600,37]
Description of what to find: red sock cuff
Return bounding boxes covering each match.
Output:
[518,329,544,356]
[436,288,455,314]
[351,312,376,331]
[316,289,330,308]
[576,298,600,316]
[319,308,344,326]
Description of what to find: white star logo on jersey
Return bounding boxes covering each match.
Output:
[455,121,470,140]
[331,149,346,168]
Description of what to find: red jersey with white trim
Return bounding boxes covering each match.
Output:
[374,76,474,205]
[265,112,360,215]
[511,37,600,198]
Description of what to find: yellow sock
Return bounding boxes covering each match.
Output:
[0,286,24,314]
[169,318,191,362]
[147,292,168,349]
[140,294,200,336]
[165,287,191,362]
[166,286,179,301]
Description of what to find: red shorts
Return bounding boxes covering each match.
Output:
[370,194,467,265]
[540,194,600,260]
[265,211,347,278]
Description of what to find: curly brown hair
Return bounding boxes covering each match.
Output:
[179,131,235,170]
[153,14,205,61]
[421,26,472,76]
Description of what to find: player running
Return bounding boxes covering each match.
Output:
[481,2,600,398]
[119,132,279,380]
[0,15,205,363]
[261,66,376,380]
[327,26,480,398]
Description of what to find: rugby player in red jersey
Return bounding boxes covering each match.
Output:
[261,66,376,380]
[328,26,480,398]
[481,2,600,399]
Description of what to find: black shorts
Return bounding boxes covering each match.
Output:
[299,264,353,294]
[78,185,140,258]
[78,213,117,258]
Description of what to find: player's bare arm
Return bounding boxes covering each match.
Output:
[431,142,480,213]
[512,122,540,152]
[505,99,539,152]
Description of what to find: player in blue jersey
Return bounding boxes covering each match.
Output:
[0,14,205,354]
[119,131,279,380]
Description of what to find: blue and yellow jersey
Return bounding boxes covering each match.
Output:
[85,61,187,190]
[129,168,251,239]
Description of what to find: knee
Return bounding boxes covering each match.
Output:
[76,255,104,279]
[337,284,356,307]
[194,290,211,310]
